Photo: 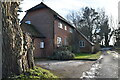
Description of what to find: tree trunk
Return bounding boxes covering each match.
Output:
[0,2,2,80]
[105,34,109,47]
[2,2,34,78]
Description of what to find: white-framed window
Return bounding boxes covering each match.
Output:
[58,22,63,29]
[65,26,67,30]
[79,40,85,47]
[25,21,31,24]
[64,37,68,45]
[40,42,44,48]
[69,28,73,33]
[57,37,62,47]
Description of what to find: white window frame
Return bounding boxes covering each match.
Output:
[40,42,44,48]
[65,26,67,30]
[69,28,73,33]
[58,22,63,29]
[57,37,62,47]
[79,40,85,47]
[25,21,31,24]
[64,37,68,45]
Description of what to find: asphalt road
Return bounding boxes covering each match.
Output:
[97,51,119,78]
[35,60,95,78]
[81,51,120,79]
[35,50,120,79]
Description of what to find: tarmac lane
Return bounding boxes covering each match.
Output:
[35,60,95,78]
[81,51,119,79]
[35,50,120,79]
[97,51,119,78]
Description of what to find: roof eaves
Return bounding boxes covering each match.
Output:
[26,2,75,29]
[21,23,46,38]
[54,15,75,29]
[75,29,95,46]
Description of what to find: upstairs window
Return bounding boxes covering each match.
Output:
[57,37,62,47]
[25,21,31,24]
[79,40,85,47]
[65,26,67,30]
[69,28,73,33]
[58,22,63,29]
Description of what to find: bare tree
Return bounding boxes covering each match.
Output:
[66,7,99,42]
[66,7,114,46]
[66,11,82,27]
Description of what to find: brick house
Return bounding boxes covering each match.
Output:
[21,2,95,58]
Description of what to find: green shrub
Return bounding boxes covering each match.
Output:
[57,45,73,52]
[8,66,60,80]
[50,50,75,60]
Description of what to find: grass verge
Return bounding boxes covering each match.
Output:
[75,51,102,59]
[115,47,120,53]
[9,66,60,80]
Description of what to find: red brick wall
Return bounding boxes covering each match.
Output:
[54,19,74,48]
[22,9,54,57]
[33,38,44,58]
[53,19,94,53]
[73,30,94,53]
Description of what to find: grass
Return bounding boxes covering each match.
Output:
[115,47,120,54]
[75,51,102,59]
[117,50,120,54]
[34,57,49,61]
[9,66,60,80]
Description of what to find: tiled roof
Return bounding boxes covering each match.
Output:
[27,2,49,12]
[21,23,45,38]
[27,2,75,29]
[75,29,95,46]
[26,2,94,45]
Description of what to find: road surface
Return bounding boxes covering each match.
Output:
[81,51,119,79]
[35,60,95,78]
[35,50,119,79]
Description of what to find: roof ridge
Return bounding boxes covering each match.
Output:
[25,2,94,45]
[26,2,75,28]
[27,2,47,12]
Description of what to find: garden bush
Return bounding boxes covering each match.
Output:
[58,45,73,52]
[50,50,75,60]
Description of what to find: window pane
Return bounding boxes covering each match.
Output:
[65,26,67,30]
[64,38,68,45]
[79,40,85,47]
[79,41,82,46]
[40,42,44,48]
[69,28,73,33]
[58,22,63,29]
[83,41,85,47]
[25,21,31,24]
[57,37,62,47]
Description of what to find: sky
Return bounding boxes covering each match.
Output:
[19,0,120,45]
[19,0,120,22]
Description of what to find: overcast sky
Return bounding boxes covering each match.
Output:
[19,0,120,22]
